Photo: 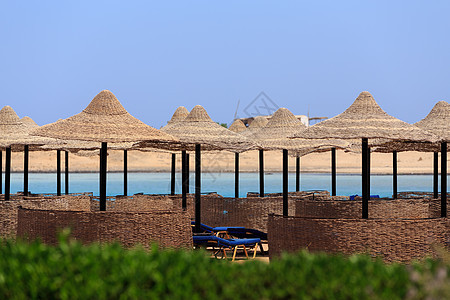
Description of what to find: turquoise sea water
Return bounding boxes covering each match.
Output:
[2,172,449,198]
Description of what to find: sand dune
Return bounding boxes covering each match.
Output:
[2,149,444,174]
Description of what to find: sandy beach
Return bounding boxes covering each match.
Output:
[3,149,444,174]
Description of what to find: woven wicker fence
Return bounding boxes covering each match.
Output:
[90,195,174,212]
[268,214,450,262]
[17,208,193,249]
[295,198,447,219]
[0,195,91,239]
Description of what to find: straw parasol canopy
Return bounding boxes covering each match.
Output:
[0,106,54,151]
[20,116,39,129]
[350,101,450,153]
[415,101,450,142]
[228,119,247,133]
[240,116,269,137]
[154,105,256,152]
[292,91,438,142]
[32,90,179,148]
[161,106,189,130]
[251,107,348,154]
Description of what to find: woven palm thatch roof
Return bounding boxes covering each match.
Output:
[228,119,247,133]
[291,91,438,143]
[348,101,450,153]
[240,116,269,137]
[415,101,450,142]
[21,116,39,128]
[155,105,256,152]
[0,106,53,150]
[251,107,348,154]
[32,90,179,150]
[161,106,189,130]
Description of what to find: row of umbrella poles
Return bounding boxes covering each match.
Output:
[1,91,448,232]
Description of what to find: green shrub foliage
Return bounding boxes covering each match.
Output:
[0,233,448,299]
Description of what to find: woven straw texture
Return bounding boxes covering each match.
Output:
[251,108,348,153]
[228,119,247,133]
[292,91,438,142]
[157,105,257,152]
[20,116,39,128]
[32,90,179,147]
[0,106,54,149]
[161,106,189,130]
[415,101,450,141]
[240,116,268,137]
[0,195,91,239]
[268,214,449,263]
[17,208,193,249]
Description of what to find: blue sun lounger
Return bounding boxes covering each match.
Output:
[191,222,268,241]
[193,234,261,261]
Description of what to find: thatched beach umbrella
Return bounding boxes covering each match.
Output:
[367,101,449,204]
[32,90,179,210]
[148,105,256,232]
[0,106,54,199]
[252,108,347,215]
[161,106,190,198]
[291,91,438,218]
[21,116,39,129]
[228,119,247,133]
[415,101,449,215]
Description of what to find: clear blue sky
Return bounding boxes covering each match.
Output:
[1,1,449,128]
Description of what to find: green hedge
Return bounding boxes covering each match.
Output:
[0,232,448,299]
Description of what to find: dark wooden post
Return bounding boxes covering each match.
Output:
[235,152,239,198]
[259,149,264,197]
[283,149,288,216]
[123,150,127,196]
[434,152,439,199]
[441,142,447,218]
[187,154,190,193]
[65,151,69,195]
[393,151,398,199]
[368,147,371,197]
[362,138,369,219]
[194,144,201,233]
[170,153,176,196]
[331,148,336,196]
[5,147,11,201]
[99,142,107,211]
[24,145,29,196]
[0,150,2,194]
[56,150,61,196]
[181,150,187,210]
[296,156,300,192]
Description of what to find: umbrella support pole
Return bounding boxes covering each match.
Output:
[0,150,2,195]
[296,156,300,192]
[170,153,175,196]
[187,154,190,192]
[259,149,264,197]
[441,142,447,218]
[283,149,288,216]
[235,152,239,198]
[24,145,29,196]
[393,151,397,199]
[331,148,336,196]
[99,142,107,211]
[434,152,439,199]
[5,147,11,201]
[362,138,369,219]
[123,150,127,196]
[181,150,187,210]
[65,151,69,195]
[195,144,201,233]
[57,150,61,196]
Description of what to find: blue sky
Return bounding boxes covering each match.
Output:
[1,1,449,128]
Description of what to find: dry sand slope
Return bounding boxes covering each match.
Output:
[2,149,445,174]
